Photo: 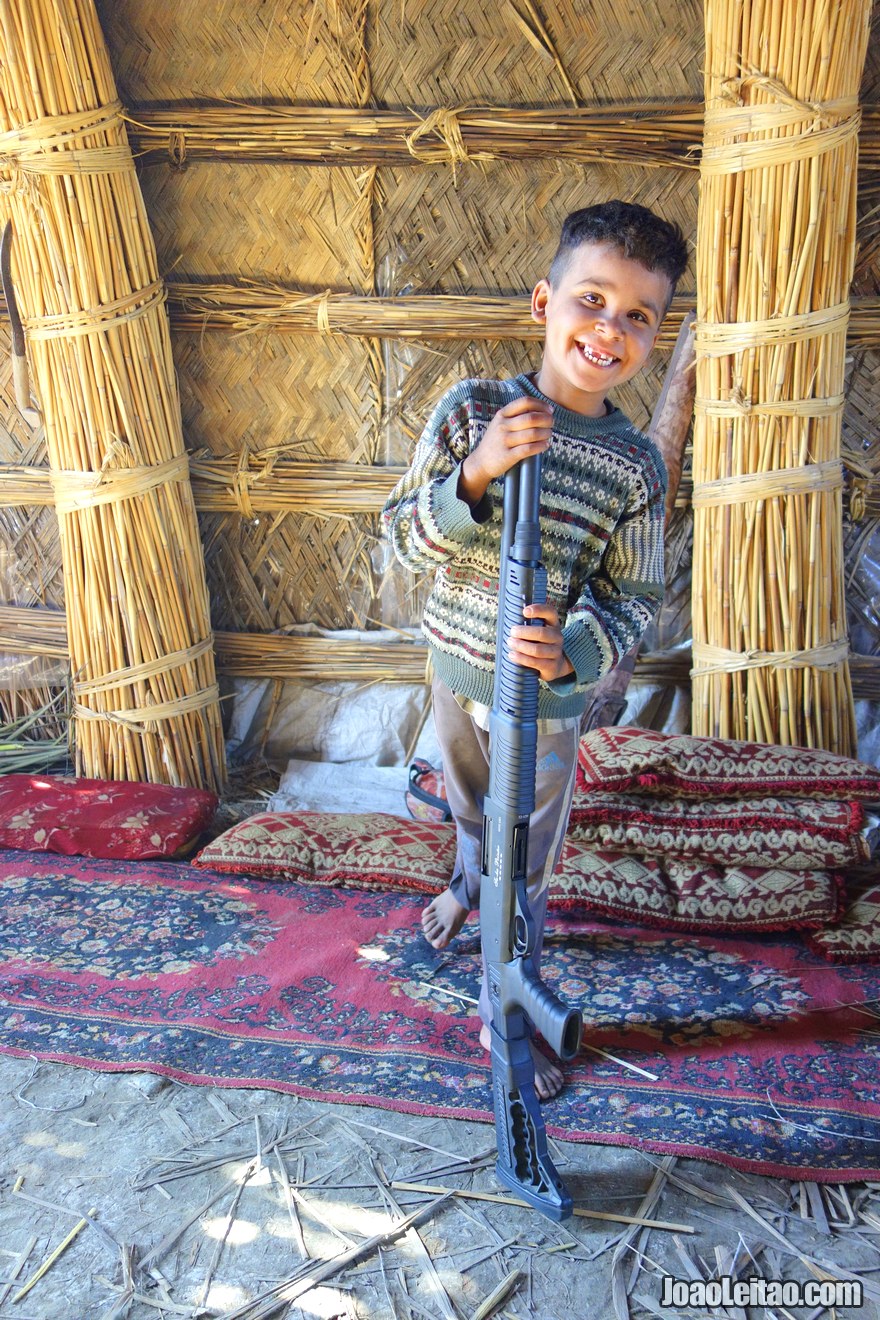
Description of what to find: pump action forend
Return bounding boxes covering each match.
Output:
[479,451,584,1220]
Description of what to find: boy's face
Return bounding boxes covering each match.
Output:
[531,240,672,417]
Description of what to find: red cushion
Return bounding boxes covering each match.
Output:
[578,726,880,801]
[568,790,869,871]
[0,774,218,860]
[193,811,456,892]
[806,880,880,963]
[557,838,845,933]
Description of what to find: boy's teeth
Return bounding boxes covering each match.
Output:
[580,345,615,366]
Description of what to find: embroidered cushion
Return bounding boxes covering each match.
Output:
[556,838,845,933]
[0,774,218,860]
[193,811,456,892]
[806,880,880,963]
[577,726,880,801]
[567,791,869,870]
[194,809,848,936]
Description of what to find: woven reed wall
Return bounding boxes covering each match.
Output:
[1,0,880,743]
[102,0,701,649]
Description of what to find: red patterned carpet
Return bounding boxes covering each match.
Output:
[0,848,878,1180]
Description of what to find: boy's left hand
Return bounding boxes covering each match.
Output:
[508,602,575,682]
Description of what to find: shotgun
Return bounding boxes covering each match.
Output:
[479,450,583,1220]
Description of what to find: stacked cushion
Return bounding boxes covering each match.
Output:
[567,728,879,958]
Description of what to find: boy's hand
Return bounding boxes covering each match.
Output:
[508,602,575,682]
[457,395,553,506]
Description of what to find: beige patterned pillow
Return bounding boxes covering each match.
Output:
[557,838,845,933]
[807,881,880,963]
[194,811,453,892]
[578,726,880,801]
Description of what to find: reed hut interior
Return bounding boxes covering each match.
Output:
[2,1,880,1316]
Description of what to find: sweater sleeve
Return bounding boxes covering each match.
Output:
[551,451,667,693]
[382,384,493,573]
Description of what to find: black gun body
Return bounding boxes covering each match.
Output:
[479,453,583,1220]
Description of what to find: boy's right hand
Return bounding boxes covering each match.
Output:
[457,395,553,507]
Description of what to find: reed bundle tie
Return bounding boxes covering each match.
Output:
[315,290,333,334]
[405,107,472,175]
[74,683,221,731]
[22,279,166,342]
[168,130,187,167]
[850,476,873,522]
[233,445,262,520]
[50,453,190,515]
[74,638,215,699]
[74,639,219,733]
[702,69,860,175]
[118,110,189,166]
[0,101,134,176]
[692,459,844,508]
[691,639,850,678]
[230,443,306,519]
[694,301,851,357]
[244,288,333,335]
[694,389,845,418]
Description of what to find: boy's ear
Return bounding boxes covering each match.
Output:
[531,279,551,324]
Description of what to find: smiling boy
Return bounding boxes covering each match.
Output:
[383,201,688,1098]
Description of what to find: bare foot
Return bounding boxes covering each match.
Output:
[479,1023,565,1101]
[421,887,469,950]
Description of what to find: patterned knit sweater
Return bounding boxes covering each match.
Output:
[383,373,667,719]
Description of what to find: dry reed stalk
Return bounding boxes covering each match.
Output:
[389,1180,694,1233]
[0,0,224,789]
[111,98,880,189]
[0,687,69,771]
[212,631,430,682]
[691,0,871,753]
[12,1206,96,1302]
[167,285,880,348]
[122,101,703,170]
[8,598,880,697]
[10,286,880,346]
[0,457,408,513]
[0,670,66,727]
[0,603,68,656]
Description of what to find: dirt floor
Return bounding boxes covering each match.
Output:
[1,1051,879,1320]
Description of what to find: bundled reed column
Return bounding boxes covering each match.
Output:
[691,0,871,754]
[0,0,225,790]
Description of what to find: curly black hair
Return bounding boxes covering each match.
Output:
[549,200,689,295]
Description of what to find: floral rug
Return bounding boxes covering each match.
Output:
[1,848,878,1180]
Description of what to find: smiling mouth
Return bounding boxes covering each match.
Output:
[577,343,619,368]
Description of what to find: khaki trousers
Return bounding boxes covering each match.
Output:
[430,676,580,1027]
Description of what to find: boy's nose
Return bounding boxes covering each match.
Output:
[592,310,624,341]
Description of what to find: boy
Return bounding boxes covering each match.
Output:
[383,200,688,1098]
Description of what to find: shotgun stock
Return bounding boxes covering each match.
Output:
[479,451,583,1220]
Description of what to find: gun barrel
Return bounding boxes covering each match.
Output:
[480,449,584,1221]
